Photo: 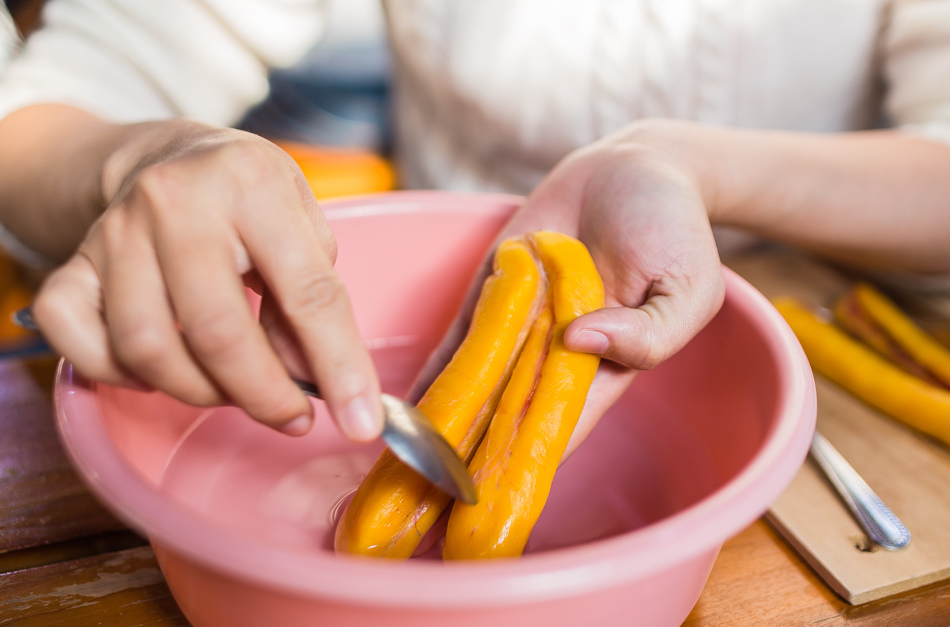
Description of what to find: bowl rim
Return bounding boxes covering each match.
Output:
[54,190,816,607]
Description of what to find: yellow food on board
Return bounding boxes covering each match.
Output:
[834,282,950,388]
[775,296,950,447]
[334,231,604,559]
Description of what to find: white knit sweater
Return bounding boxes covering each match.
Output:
[1,1,949,197]
[0,6,16,74]
[386,0,950,193]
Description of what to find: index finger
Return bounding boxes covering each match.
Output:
[236,191,384,443]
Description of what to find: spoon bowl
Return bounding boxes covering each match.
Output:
[291,377,476,504]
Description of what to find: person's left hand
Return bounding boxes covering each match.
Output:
[414,122,726,457]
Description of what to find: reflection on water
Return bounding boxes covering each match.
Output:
[328,487,358,529]
[259,453,374,551]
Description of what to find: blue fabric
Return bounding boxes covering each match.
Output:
[240,41,392,153]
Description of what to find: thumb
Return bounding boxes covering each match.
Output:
[564,272,725,370]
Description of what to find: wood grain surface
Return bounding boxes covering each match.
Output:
[0,546,187,626]
[4,249,950,625]
[0,357,124,554]
[687,519,950,626]
[726,246,950,604]
[3,521,950,627]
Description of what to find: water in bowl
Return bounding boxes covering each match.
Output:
[158,343,719,558]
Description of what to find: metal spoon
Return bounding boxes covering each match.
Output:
[810,431,910,550]
[291,377,476,504]
[13,307,477,505]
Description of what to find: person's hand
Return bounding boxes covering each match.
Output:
[414,122,726,456]
[32,122,384,441]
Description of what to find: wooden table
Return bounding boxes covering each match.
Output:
[4,254,950,626]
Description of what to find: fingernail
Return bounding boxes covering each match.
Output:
[278,414,313,437]
[568,329,610,355]
[340,396,383,442]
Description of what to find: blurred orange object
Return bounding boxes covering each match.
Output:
[0,253,35,343]
[275,141,396,200]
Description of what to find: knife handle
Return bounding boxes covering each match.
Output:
[810,431,911,550]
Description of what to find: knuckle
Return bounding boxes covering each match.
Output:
[174,385,223,408]
[633,349,668,371]
[220,140,290,189]
[248,391,306,426]
[127,163,191,226]
[135,162,179,205]
[70,360,126,388]
[31,286,71,331]
[183,310,248,361]
[624,328,669,371]
[32,286,124,385]
[112,322,169,369]
[94,209,131,251]
[285,270,348,317]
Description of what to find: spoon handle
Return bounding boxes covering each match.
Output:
[13,307,38,331]
[810,431,910,550]
[291,377,322,399]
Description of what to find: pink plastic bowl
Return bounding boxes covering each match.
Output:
[55,191,816,627]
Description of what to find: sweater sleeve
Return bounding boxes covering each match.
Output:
[0,0,327,267]
[0,0,328,126]
[883,0,950,145]
[0,6,15,75]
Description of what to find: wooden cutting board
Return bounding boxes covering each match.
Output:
[724,246,950,605]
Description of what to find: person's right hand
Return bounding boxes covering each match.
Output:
[31,122,384,441]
